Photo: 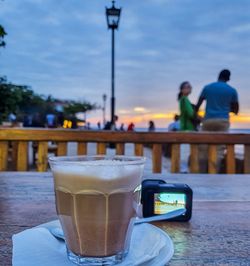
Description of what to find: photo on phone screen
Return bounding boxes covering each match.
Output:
[154,193,186,215]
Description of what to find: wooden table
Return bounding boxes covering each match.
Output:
[1,172,250,266]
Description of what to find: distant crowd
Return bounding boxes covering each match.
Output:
[7,111,77,129]
[7,69,238,136]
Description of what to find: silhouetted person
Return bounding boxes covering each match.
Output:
[71,116,78,129]
[32,113,44,127]
[46,113,56,128]
[97,121,101,130]
[120,123,125,131]
[8,112,16,123]
[168,114,180,131]
[104,115,118,130]
[87,122,91,130]
[104,121,111,130]
[148,120,155,132]
[23,114,33,127]
[104,116,119,148]
[57,112,64,127]
[127,123,135,131]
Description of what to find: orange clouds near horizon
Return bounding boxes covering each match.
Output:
[87,110,250,129]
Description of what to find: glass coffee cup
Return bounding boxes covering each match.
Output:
[49,155,145,266]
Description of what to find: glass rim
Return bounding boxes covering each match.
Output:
[48,155,146,166]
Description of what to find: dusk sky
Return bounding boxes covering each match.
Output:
[1,0,250,128]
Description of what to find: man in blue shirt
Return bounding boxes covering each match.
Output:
[196,69,239,130]
[196,69,239,172]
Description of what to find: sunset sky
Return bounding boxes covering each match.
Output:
[1,0,250,128]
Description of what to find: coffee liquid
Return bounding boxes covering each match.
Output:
[53,162,142,257]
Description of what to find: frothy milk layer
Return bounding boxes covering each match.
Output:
[53,160,144,194]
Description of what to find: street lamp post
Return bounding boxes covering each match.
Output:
[102,93,107,127]
[106,1,121,126]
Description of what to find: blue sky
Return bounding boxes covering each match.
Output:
[1,0,250,127]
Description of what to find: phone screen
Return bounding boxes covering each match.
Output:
[154,193,186,215]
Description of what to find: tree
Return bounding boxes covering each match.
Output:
[64,101,99,118]
[0,0,7,47]
[0,78,46,123]
[0,25,7,47]
[0,78,99,125]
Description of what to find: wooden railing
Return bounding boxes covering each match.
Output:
[0,128,250,174]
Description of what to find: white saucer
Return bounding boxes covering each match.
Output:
[13,220,174,266]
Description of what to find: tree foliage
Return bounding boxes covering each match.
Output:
[0,77,46,122]
[0,24,7,48]
[0,0,7,47]
[0,77,99,124]
[64,101,99,116]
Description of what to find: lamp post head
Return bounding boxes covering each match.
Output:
[106,0,121,30]
[102,94,107,102]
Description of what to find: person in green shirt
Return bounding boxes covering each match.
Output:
[178,81,196,131]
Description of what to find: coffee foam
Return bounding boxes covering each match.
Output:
[52,160,143,194]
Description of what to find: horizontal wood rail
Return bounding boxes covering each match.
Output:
[0,128,250,144]
[0,128,249,174]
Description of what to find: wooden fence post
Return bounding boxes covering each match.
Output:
[116,143,125,155]
[244,145,250,174]
[208,145,217,174]
[97,143,106,155]
[152,144,162,173]
[226,145,235,174]
[57,142,67,156]
[134,144,144,156]
[77,143,87,155]
[190,144,199,173]
[0,141,8,171]
[17,141,28,171]
[37,142,48,172]
[171,144,180,173]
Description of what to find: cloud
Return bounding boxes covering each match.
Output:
[145,0,170,5]
[139,49,161,57]
[118,109,131,115]
[230,23,250,33]
[134,107,149,113]
[0,0,250,128]
[42,15,61,26]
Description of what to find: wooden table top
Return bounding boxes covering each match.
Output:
[1,172,250,266]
